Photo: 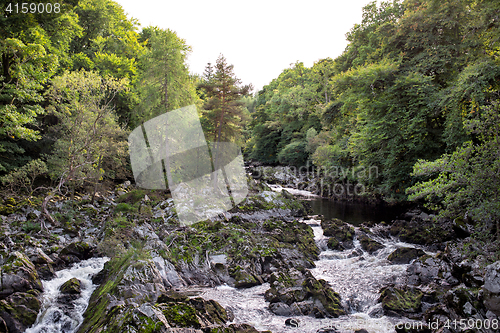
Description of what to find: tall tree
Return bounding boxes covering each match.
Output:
[200,54,252,146]
[132,27,197,128]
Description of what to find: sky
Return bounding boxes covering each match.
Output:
[115,0,378,92]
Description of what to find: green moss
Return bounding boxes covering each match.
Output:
[161,303,200,328]
[380,286,423,313]
[115,202,137,213]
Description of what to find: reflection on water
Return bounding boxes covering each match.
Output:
[307,198,406,226]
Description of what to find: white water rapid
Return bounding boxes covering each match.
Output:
[25,257,108,333]
[196,187,430,333]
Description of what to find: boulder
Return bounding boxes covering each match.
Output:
[60,241,93,261]
[265,268,345,318]
[321,218,354,250]
[483,261,500,316]
[59,277,82,294]
[358,235,384,254]
[388,247,426,264]
[379,286,423,316]
[0,251,42,297]
[0,291,41,333]
[405,254,458,286]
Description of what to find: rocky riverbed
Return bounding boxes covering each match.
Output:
[0,167,499,333]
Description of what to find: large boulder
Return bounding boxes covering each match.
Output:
[265,268,345,318]
[358,235,384,254]
[405,254,459,286]
[0,251,42,297]
[59,241,93,263]
[379,286,423,317]
[483,261,500,316]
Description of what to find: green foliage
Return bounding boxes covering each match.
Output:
[198,54,252,145]
[1,159,47,194]
[277,141,308,167]
[407,101,500,231]
[131,27,197,128]
[46,70,129,190]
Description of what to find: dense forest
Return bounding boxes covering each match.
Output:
[1,0,499,232]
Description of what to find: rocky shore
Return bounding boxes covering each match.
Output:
[0,167,499,333]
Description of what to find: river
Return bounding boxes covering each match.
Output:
[26,186,422,333]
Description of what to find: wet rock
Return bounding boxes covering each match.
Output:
[59,277,82,294]
[0,317,7,333]
[483,261,500,316]
[231,267,262,288]
[0,251,42,297]
[405,253,458,286]
[321,218,354,250]
[0,291,41,333]
[389,218,455,246]
[284,318,300,327]
[270,302,293,316]
[77,254,167,333]
[59,242,93,264]
[78,303,172,333]
[265,268,345,318]
[379,286,423,316]
[388,247,426,264]
[358,235,384,254]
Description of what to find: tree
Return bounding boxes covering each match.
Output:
[200,54,252,145]
[407,100,500,239]
[0,0,81,172]
[43,70,128,226]
[132,27,197,128]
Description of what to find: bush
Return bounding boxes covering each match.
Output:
[277,140,308,167]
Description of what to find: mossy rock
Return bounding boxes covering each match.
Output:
[188,297,229,325]
[60,241,92,260]
[117,189,147,204]
[388,247,426,265]
[321,218,355,250]
[359,235,384,254]
[232,269,261,288]
[160,302,201,328]
[379,286,423,314]
[59,277,81,294]
[0,291,41,330]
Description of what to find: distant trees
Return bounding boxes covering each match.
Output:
[246,0,500,206]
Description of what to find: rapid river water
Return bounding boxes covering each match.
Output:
[26,186,426,333]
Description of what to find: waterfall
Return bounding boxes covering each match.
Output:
[25,257,108,333]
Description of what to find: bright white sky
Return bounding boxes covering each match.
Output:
[116,0,378,92]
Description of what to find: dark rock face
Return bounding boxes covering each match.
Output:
[265,268,345,318]
[389,215,455,247]
[321,218,354,250]
[483,261,500,316]
[405,254,459,286]
[60,241,93,262]
[388,247,426,265]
